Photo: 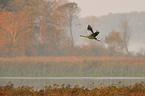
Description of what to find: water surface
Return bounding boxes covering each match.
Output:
[1,77,145,89]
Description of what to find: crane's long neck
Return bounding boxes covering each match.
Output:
[80,35,88,38]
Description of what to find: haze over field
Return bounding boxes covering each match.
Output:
[70,12,145,53]
[68,0,145,54]
[0,0,145,57]
[0,1,145,95]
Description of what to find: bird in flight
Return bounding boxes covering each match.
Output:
[80,25,101,42]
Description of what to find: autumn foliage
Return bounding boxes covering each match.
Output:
[0,82,145,96]
[1,0,140,57]
[0,11,33,57]
[105,31,124,56]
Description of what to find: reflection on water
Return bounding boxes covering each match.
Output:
[0,77,145,89]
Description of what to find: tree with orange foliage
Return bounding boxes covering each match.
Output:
[0,10,33,57]
[105,31,124,56]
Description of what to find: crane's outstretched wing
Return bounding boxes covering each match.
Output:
[94,32,100,37]
[89,32,100,38]
[87,25,94,33]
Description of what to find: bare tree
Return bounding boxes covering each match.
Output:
[58,2,80,47]
[120,19,131,56]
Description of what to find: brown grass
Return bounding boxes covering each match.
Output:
[0,56,145,77]
[0,82,145,96]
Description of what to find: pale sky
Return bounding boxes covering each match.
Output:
[68,0,145,17]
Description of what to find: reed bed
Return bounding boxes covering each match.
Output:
[0,56,145,77]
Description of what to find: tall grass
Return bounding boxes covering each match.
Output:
[0,56,145,77]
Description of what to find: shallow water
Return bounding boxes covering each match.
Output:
[0,77,145,89]
[1,77,145,79]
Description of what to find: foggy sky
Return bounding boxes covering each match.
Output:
[69,0,145,17]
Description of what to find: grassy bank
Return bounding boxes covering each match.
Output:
[0,57,145,77]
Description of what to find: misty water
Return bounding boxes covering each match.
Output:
[1,77,145,89]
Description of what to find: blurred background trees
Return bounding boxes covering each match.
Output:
[105,31,124,56]
[0,11,32,56]
[119,19,131,56]
[58,2,80,48]
[0,0,144,57]
[0,0,70,57]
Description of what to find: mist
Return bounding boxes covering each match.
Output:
[0,0,145,95]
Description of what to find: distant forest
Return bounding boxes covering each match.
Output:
[0,0,145,57]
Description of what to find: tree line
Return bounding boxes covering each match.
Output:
[0,0,79,57]
[0,0,142,57]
